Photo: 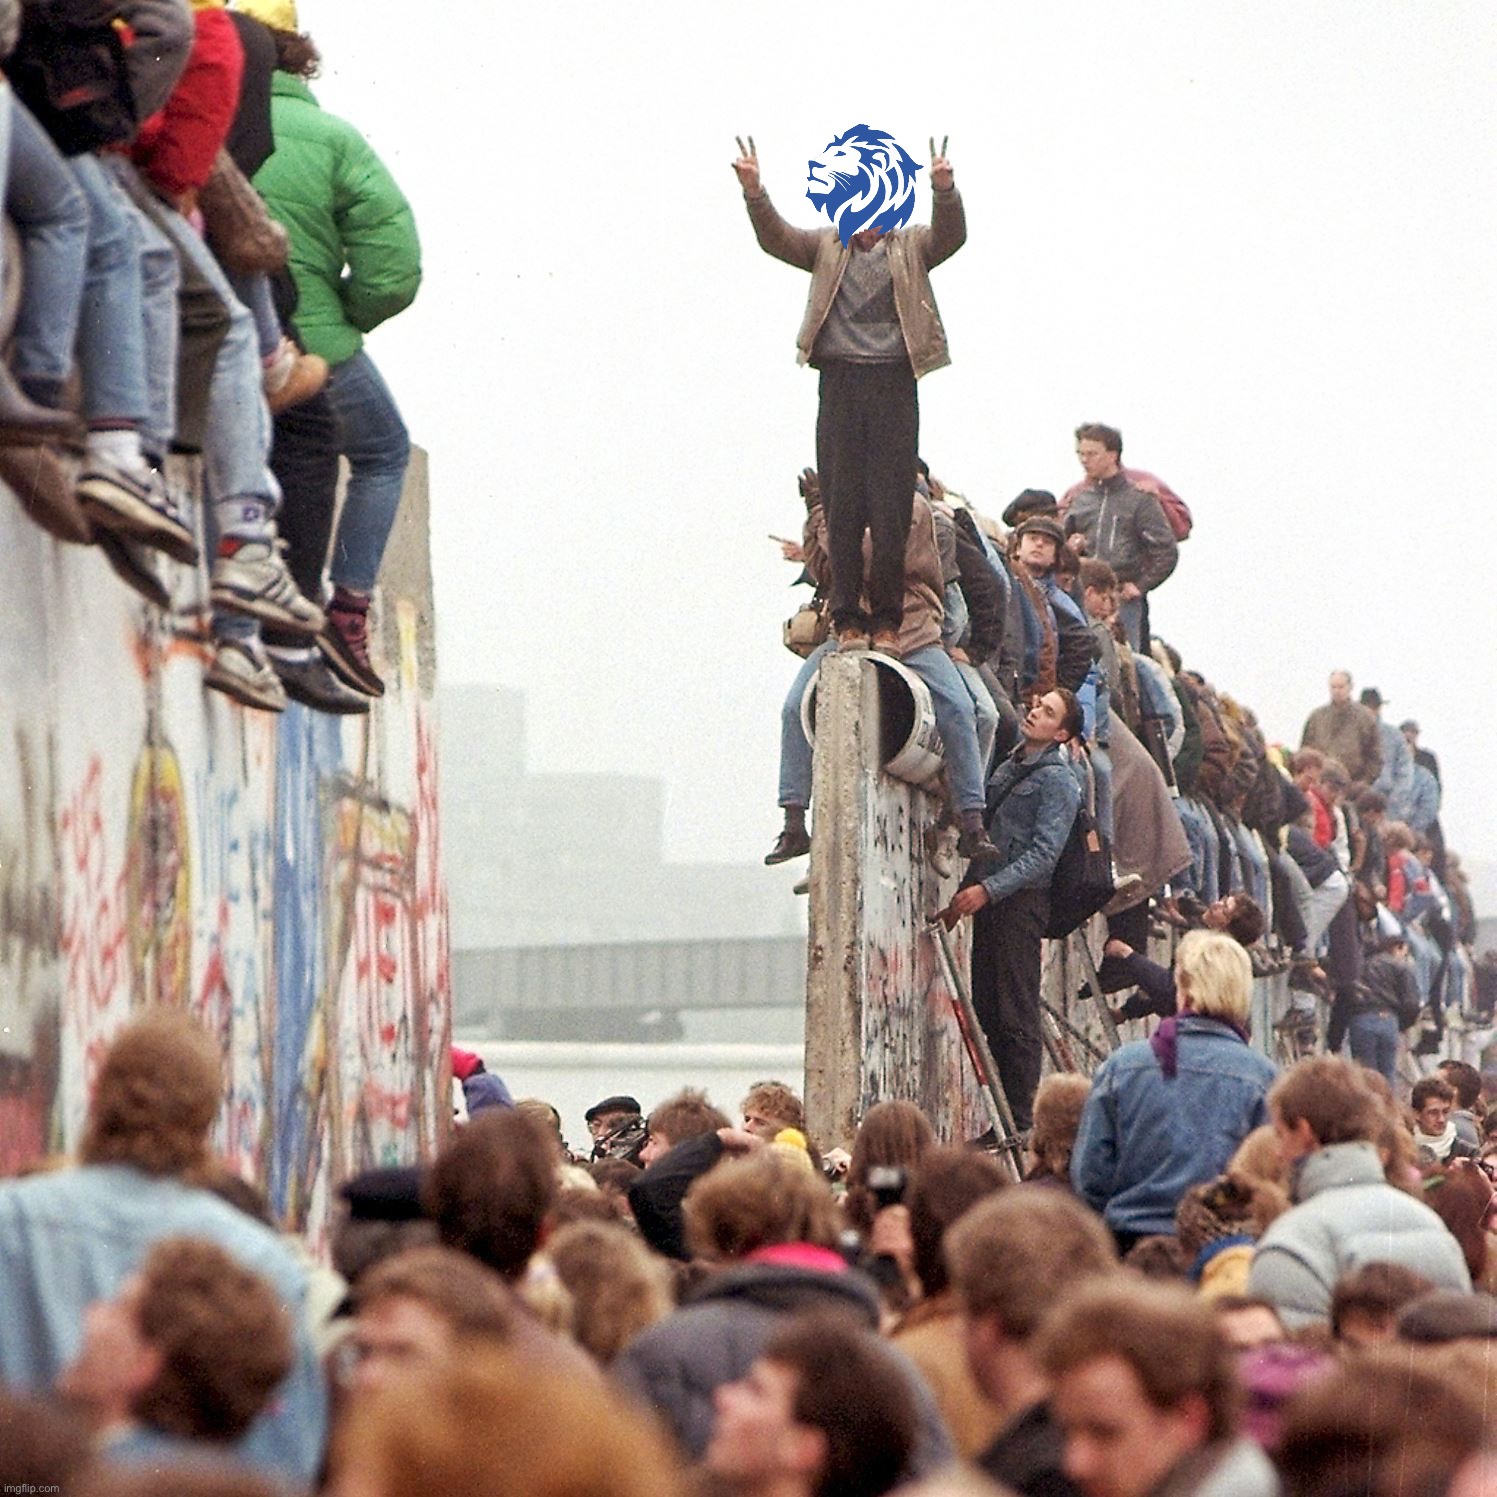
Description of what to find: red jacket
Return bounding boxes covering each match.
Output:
[133,8,243,198]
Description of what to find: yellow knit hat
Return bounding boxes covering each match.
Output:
[233,0,299,29]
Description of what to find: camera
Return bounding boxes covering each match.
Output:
[867,1165,908,1211]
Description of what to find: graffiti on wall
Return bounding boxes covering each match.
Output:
[0,458,449,1236]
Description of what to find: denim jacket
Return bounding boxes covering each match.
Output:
[980,743,1081,906]
[1070,1017,1276,1235]
[0,1165,328,1483]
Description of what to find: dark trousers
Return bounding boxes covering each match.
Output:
[814,360,917,634]
[261,391,339,650]
[970,887,1049,1131]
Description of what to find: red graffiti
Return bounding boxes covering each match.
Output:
[59,758,129,1064]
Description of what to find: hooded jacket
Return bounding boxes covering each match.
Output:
[612,1251,954,1471]
[1247,1140,1471,1328]
[1065,472,1178,594]
[251,72,421,365]
[744,185,964,379]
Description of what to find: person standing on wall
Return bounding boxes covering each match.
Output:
[732,135,964,654]
[237,0,421,699]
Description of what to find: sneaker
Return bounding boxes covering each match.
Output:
[764,827,811,865]
[1103,872,1146,915]
[319,591,385,697]
[268,647,372,716]
[76,458,198,564]
[0,443,93,544]
[204,638,287,713]
[96,529,172,611]
[211,540,325,635]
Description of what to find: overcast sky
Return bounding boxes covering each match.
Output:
[302,1,1497,894]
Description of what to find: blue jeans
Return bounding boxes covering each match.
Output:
[1347,1010,1400,1086]
[1175,796,1213,900]
[903,645,986,813]
[324,351,410,592]
[778,639,835,808]
[228,269,281,358]
[143,201,278,511]
[7,99,88,395]
[954,659,998,780]
[1117,594,1145,650]
[92,158,181,452]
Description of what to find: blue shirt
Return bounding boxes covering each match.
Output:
[981,743,1082,905]
[0,1165,327,1484]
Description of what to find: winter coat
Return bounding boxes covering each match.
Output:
[1064,473,1178,593]
[132,5,242,197]
[1071,1017,1276,1237]
[952,513,1006,664]
[1373,720,1415,815]
[891,1291,1005,1458]
[1300,701,1382,784]
[1108,716,1192,904]
[252,72,421,366]
[979,743,1081,907]
[627,1132,725,1261]
[744,185,964,379]
[1171,677,1204,794]
[120,0,195,121]
[1248,1141,1471,1328]
[612,1252,955,1470]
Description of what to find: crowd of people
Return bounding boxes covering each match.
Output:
[6,1010,1497,1497]
[0,0,419,713]
[740,138,1485,1122]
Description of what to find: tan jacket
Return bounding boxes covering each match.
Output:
[804,495,943,654]
[891,1293,1006,1457]
[745,186,966,379]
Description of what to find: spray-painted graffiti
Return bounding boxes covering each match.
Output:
[0,454,449,1239]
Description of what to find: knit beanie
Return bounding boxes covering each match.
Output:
[233,0,299,28]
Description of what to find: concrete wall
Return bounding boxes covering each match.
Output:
[0,451,449,1239]
[805,654,984,1149]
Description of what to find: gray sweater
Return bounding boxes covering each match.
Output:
[1247,1141,1470,1328]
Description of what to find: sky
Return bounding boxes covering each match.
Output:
[300,0,1497,896]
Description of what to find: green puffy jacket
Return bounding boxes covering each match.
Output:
[252,73,421,366]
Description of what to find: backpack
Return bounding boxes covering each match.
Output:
[9,6,139,157]
[1061,467,1194,543]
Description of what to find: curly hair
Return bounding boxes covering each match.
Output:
[423,1111,558,1281]
[79,1010,221,1177]
[266,26,321,78]
[132,1237,293,1442]
[683,1153,839,1260]
[646,1089,730,1149]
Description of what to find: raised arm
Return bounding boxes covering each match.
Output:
[734,136,821,270]
[925,139,965,267]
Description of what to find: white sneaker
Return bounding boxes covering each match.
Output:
[211,539,325,635]
[205,638,287,713]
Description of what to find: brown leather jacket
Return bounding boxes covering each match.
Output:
[744,185,966,379]
[803,495,943,655]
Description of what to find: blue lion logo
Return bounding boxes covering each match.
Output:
[806,125,921,246]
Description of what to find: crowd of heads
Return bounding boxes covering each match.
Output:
[0,0,418,714]
[3,1008,1497,1497]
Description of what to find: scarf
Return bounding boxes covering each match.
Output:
[1150,1012,1251,1079]
[1413,1122,1458,1161]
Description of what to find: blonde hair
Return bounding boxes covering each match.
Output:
[1174,929,1252,1026]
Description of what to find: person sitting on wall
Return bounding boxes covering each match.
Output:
[767,482,998,868]
[938,688,1084,1132]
